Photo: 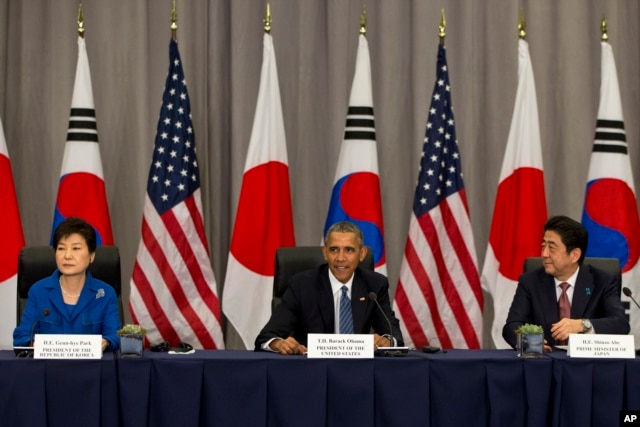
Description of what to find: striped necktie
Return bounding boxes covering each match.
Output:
[339,285,354,334]
[557,282,571,345]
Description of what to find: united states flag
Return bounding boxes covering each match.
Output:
[393,44,483,349]
[129,39,224,349]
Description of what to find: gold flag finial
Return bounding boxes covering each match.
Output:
[359,5,367,35]
[518,9,526,39]
[438,9,446,45]
[171,0,178,40]
[264,3,272,33]
[601,14,608,42]
[77,2,85,38]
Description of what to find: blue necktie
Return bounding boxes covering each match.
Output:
[339,285,354,334]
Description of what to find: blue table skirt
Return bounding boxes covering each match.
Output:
[1,349,639,427]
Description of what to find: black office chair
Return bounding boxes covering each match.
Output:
[16,245,124,325]
[522,257,622,296]
[272,246,375,311]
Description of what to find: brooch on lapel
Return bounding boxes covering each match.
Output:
[585,288,591,296]
[96,288,105,299]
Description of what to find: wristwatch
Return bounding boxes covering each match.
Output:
[581,319,592,333]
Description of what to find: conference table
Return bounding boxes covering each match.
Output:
[0,349,639,427]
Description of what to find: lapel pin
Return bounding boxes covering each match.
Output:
[359,297,366,301]
[585,288,591,295]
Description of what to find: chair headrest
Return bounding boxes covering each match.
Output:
[17,246,121,298]
[273,246,374,298]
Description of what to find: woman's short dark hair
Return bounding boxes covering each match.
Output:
[543,215,588,264]
[52,217,97,253]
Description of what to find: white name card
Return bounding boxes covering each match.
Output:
[33,334,103,359]
[567,334,635,359]
[307,333,374,358]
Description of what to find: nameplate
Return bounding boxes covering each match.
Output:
[567,334,635,358]
[307,333,374,358]
[33,334,103,359]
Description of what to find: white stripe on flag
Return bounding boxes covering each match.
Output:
[0,275,18,349]
[131,193,224,349]
[223,254,273,349]
[60,140,104,177]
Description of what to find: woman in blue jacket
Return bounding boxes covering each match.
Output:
[14,217,121,352]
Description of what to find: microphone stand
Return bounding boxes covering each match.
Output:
[16,309,50,358]
[29,309,50,347]
[368,292,407,356]
[622,288,640,354]
[623,287,640,310]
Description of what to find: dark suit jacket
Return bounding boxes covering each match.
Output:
[502,264,629,348]
[255,264,404,349]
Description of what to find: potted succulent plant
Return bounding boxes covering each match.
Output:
[515,323,544,357]
[118,324,147,357]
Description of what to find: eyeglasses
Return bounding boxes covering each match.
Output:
[149,341,193,353]
[15,349,34,358]
[149,342,170,352]
[14,347,35,358]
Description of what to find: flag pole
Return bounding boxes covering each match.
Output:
[439,9,446,46]
[171,0,177,41]
[77,2,85,38]
[601,14,608,42]
[518,9,526,40]
[264,3,271,33]
[360,5,366,35]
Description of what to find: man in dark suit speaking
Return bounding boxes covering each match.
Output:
[502,215,629,351]
[255,221,404,355]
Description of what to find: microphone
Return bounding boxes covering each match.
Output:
[624,288,640,355]
[368,292,407,356]
[29,308,50,346]
[623,287,640,310]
